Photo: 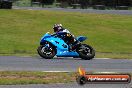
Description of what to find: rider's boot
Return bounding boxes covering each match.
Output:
[69,40,81,51]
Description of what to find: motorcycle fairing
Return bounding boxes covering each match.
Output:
[40,33,79,57]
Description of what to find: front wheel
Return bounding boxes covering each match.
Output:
[37,42,56,59]
[77,44,95,60]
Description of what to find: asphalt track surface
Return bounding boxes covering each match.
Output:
[0,56,132,72]
[0,83,132,88]
[13,7,132,15]
[0,56,132,88]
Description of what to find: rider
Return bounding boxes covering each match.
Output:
[53,24,79,51]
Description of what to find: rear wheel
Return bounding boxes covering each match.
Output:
[77,44,95,60]
[37,42,56,59]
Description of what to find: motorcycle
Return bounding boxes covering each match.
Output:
[37,32,95,60]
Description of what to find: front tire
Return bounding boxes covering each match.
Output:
[77,44,95,60]
[37,42,56,59]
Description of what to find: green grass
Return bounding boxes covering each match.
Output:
[0,71,75,85]
[0,71,131,85]
[0,10,132,58]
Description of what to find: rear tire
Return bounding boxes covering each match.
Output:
[77,44,95,60]
[37,42,56,59]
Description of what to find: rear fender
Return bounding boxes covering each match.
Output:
[77,36,87,42]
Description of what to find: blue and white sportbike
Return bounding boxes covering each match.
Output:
[37,32,95,60]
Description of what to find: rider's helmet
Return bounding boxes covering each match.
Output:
[53,24,63,32]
